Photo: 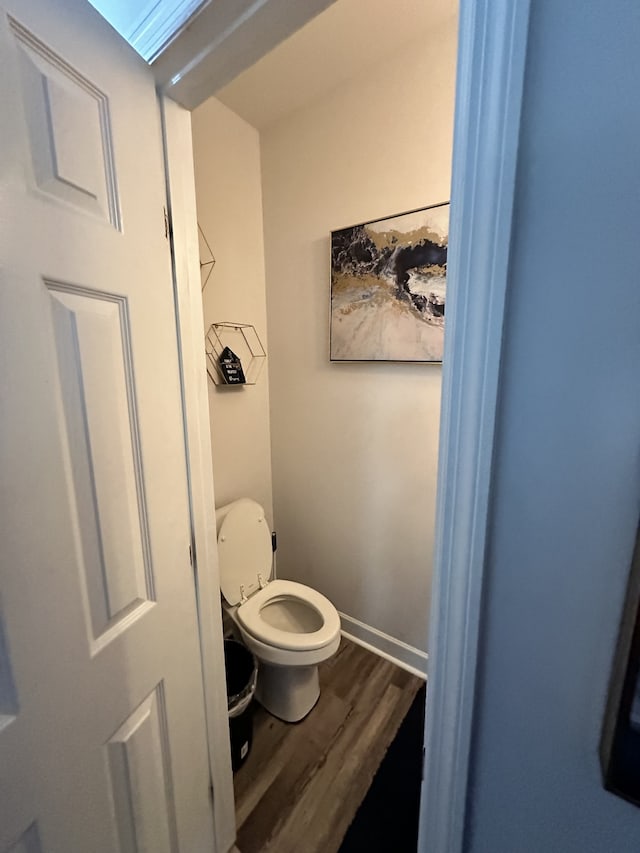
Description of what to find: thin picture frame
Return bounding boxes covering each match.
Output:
[329,201,449,363]
[601,521,640,806]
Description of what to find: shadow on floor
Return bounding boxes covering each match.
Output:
[339,683,426,852]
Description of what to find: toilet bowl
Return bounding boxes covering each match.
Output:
[216,498,341,722]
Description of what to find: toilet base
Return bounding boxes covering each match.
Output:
[255,662,320,722]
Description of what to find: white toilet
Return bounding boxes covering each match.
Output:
[216,498,341,722]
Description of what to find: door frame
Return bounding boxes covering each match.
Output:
[418,0,531,851]
[161,97,236,853]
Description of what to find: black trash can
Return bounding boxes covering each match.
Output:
[224,639,258,771]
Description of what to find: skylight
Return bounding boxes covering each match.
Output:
[87,0,207,63]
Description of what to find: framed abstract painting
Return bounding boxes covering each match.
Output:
[330,202,449,362]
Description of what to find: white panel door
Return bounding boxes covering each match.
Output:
[0,1,216,851]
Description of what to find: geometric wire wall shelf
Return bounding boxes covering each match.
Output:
[199,223,216,292]
[205,322,267,386]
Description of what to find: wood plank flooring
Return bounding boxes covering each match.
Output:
[233,637,424,853]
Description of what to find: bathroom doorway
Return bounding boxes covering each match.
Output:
[189,0,458,848]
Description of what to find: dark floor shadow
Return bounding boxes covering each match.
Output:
[340,683,426,852]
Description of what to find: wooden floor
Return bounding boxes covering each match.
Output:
[233,637,424,853]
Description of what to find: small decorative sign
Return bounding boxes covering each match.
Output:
[218,346,246,385]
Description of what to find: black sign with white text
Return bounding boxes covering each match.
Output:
[219,346,246,384]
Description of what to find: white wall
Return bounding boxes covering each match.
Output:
[261,21,457,653]
[467,1,640,850]
[191,98,273,523]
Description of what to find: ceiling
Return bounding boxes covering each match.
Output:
[215,0,458,130]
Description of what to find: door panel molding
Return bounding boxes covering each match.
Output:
[47,281,156,649]
[107,682,178,853]
[10,15,121,228]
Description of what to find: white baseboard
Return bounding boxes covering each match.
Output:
[339,612,428,679]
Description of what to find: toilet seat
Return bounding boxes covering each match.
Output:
[237,579,340,652]
[216,498,273,606]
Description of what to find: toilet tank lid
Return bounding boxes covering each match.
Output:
[216,498,272,606]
